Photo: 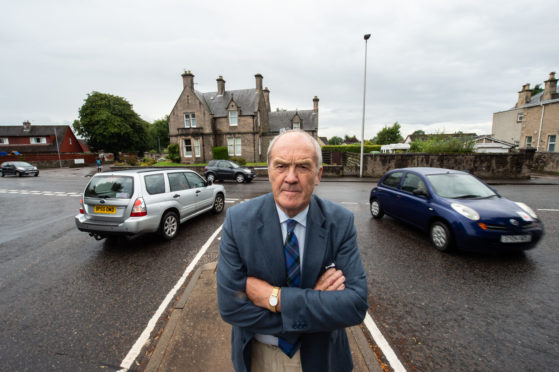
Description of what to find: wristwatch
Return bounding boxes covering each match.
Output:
[268,286,280,312]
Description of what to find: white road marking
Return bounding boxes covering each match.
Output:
[341,201,359,205]
[537,208,559,212]
[364,312,407,371]
[118,225,223,371]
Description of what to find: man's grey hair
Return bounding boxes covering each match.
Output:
[267,129,323,168]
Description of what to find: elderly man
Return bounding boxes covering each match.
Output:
[217,130,368,372]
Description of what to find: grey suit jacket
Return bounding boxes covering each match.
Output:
[217,193,368,372]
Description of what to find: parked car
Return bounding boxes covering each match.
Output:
[75,168,226,241]
[1,161,39,177]
[204,160,256,183]
[369,167,544,252]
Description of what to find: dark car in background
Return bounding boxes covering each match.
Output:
[204,160,256,183]
[1,161,39,177]
[369,167,544,252]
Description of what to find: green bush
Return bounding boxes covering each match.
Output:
[167,144,180,163]
[230,156,247,165]
[213,146,228,160]
[322,144,381,153]
[140,157,156,166]
[410,137,474,153]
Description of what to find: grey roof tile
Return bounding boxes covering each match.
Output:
[269,110,317,132]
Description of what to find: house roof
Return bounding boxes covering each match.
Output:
[474,135,515,147]
[197,89,260,117]
[513,85,559,110]
[268,110,317,132]
[0,125,70,152]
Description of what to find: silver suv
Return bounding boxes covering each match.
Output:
[75,168,225,241]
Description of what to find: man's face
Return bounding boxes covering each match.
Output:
[268,133,322,217]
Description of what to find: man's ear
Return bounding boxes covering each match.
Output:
[315,166,323,185]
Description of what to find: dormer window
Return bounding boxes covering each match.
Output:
[30,137,46,144]
[184,113,196,128]
[293,120,301,130]
[229,111,238,126]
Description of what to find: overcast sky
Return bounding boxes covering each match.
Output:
[1,0,557,140]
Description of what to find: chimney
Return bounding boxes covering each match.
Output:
[516,83,531,107]
[313,96,319,113]
[23,120,31,132]
[263,87,271,112]
[255,73,263,91]
[181,70,194,90]
[543,71,557,101]
[217,75,225,95]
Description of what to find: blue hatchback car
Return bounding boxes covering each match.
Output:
[369,167,544,252]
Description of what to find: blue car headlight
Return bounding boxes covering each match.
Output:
[515,202,538,219]
[451,203,480,221]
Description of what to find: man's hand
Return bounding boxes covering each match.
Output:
[246,277,276,310]
[314,268,345,291]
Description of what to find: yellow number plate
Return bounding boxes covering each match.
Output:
[94,205,116,214]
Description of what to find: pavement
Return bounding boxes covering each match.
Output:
[144,262,383,372]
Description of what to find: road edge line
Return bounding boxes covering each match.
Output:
[364,312,407,372]
[118,225,223,371]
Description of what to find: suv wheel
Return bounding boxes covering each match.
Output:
[206,173,215,183]
[1,171,4,177]
[17,171,23,177]
[212,193,225,214]
[235,173,245,183]
[160,211,179,240]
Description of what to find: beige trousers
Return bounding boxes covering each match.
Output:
[251,339,302,372]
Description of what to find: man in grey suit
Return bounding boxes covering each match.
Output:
[217,130,368,372]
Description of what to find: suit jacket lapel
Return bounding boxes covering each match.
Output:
[256,194,286,285]
[302,195,328,288]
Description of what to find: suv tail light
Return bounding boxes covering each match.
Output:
[79,198,84,214]
[130,197,147,217]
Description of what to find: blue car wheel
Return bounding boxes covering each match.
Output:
[430,221,453,252]
[370,198,384,219]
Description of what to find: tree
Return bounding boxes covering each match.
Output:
[147,116,170,152]
[73,92,149,159]
[344,135,359,144]
[374,122,404,145]
[328,136,343,145]
[531,84,543,96]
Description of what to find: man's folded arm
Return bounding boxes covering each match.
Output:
[217,212,283,335]
[280,215,368,333]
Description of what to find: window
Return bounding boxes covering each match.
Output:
[293,120,301,129]
[382,172,403,188]
[168,172,188,192]
[227,137,242,156]
[0,138,8,144]
[184,139,193,157]
[525,136,532,148]
[402,173,427,195]
[145,174,165,195]
[548,135,556,152]
[69,138,72,145]
[517,112,524,123]
[229,111,238,126]
[184,113,196,128]
[194,138,201,158]
[184,172,206,188]
[30,137,46,144]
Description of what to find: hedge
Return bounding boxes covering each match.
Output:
[212,146,228,160]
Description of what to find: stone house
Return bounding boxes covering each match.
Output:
[492,72,559,152]
[168,71,319,163]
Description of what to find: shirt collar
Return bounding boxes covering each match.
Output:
[275,204,309,228]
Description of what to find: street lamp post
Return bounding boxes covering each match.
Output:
[360,33,371,178]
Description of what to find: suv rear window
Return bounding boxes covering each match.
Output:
[85,176,134,199]
[145,174,165,194]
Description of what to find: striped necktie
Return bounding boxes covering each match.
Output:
[278,219,301,357]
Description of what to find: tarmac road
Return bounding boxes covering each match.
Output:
[1,168,558,371]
